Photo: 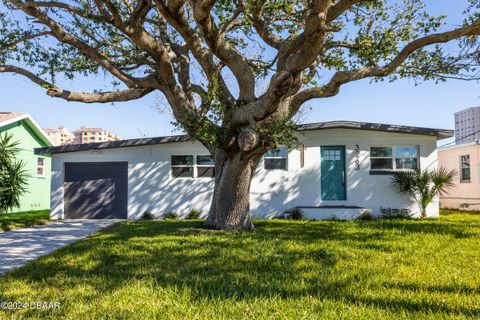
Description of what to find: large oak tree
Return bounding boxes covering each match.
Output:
[1,0,479,230]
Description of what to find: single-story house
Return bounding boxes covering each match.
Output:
[438,141,480,211]
[0,112,53,213]
[35,121,453,220]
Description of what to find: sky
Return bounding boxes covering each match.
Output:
[1,0,479,140]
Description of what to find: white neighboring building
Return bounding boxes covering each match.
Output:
[455,106,480,144]
[35,121,452,221]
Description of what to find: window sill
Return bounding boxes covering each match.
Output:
[370,170,415,175]
[460,180,471,183]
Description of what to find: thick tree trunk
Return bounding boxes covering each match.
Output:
[204,149,261,230]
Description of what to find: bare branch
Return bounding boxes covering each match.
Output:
[22,1,88,16]
[0,65,50,87]
[47,87,154,103]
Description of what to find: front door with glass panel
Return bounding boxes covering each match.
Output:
[321,146,346,201]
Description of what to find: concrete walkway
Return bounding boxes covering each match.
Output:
[0,219,121,275]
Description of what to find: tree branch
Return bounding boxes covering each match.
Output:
[278,0,334,73]
[327,0,365,22]
[47,87,154,103]
[156,1,235,106]
[0,31,52,50]
[0,65,153,103]
[129,0,153,27]
[290,19,480,112]
[189,0,256,100]
[0,65,50,87]
[250,15,284,49]
[8,0,136,86]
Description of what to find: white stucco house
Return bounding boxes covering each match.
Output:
[35,121,453,220]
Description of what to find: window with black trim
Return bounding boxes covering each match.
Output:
[460,155,471,182]
[370,146,419,172]
[264,146,288,170]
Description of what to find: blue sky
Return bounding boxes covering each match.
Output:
[1,0,479,139]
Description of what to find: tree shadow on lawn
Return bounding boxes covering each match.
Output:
[2,220,479,317]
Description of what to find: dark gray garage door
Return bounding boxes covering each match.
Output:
[64,162,128,219]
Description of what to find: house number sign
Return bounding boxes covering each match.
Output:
[354,144,360,170]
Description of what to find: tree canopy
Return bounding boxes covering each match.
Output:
[1,0,479,150]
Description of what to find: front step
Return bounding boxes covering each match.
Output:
[295,206,371,220]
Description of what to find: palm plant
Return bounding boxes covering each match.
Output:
[0,133,28,213]
[390,168,457,219]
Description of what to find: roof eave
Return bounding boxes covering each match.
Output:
[1,114,54,147]
[35,121,454,155]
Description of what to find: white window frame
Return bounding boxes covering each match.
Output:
[370,146,419,172]
[196,155,215,179]
[37,157,46,177]
[171,155,195,179]
[460,155,471,183]
[171,155,215,179]
[264,146,288,170]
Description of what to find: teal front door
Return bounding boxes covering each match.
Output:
[321,146,346,200]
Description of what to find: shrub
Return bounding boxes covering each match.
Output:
[140,211,155,220]
[356,209,374,221]
[0,133,28,213]
[390,168,456,219]
[186,209,202,220]
[286,208,304,220]
[380,207,413,219]
[163,212,178,220]
[329,214,339,221]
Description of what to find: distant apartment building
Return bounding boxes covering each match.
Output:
[44,127,75,146]
[455,106,480,144]
[74,127,121,144]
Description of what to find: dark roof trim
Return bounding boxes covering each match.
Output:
[35,120,453,155]
[296,121,453,139]
[35,134,192,155]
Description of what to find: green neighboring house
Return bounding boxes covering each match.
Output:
[0,112,53,213]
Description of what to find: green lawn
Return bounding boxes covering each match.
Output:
[1,212,480,319]
[0,210,50,232]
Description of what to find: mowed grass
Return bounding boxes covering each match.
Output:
[1,212,480,319]
[0,210,50,232]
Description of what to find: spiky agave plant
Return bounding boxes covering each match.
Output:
[390,168,457,219]
[0,133,28,213]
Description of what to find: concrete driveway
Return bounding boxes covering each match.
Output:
[0,219,122,275]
